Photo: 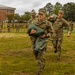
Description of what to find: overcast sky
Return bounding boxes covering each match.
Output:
[0,0,75,15]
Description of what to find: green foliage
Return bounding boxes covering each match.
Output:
[7,14,14,22]
[14,13,21,20]
[44,3,53,15]
[14,12,31,21]
[63,2,75,21]
[53,2,62,15]
[21,12,31,21]
[14,2,75,22]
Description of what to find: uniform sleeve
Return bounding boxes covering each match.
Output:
[62,19,71,33]
[27,19,32,27]
[47,21,55,33]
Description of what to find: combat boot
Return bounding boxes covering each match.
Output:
[54,49,57,53]
[37,70,42,75]
[37,72,40,75]
[54,47,57,53]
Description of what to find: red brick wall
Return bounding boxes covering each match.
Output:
[7,10,14,15]
[0,9,15,22]
[0,9,6,22]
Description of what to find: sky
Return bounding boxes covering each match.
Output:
[0,0,75,15]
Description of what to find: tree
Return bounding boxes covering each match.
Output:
[63,2,75,21]
[53,2,62,15]
[7,14,14,22]
[14,13,21,21]
[44,3,53,16]
[21,12,31,21]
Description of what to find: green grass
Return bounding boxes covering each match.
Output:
[0,32,75,75]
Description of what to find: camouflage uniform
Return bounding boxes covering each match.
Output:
[28,10,36,27]
[7,22,11,32]
[48,14,57,38]
[30,9,55,75]
[28,17,36,24]
[52,11,71,60]
[48,14,57,23]
[32,19,54,75]
[28,10,37,48]
[69,21,74,31]
[15,22,20,32]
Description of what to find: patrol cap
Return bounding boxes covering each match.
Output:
[58,10,64,14]
[38,8,46,14]
[31,10,36,15]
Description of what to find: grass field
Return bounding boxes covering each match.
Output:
[0,30,75,75]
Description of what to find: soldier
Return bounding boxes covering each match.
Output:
[28,10,36,26]
[7,20,11,32]
[0,21,3,32]
[48,14,57,23]
[48,14,57,37]
[28,10,37,46]
[28,8,55,75]
[15,21,20,32]
[52,10,71,60]
[69,21,74,32]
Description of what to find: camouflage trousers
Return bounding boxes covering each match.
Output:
[52,37,63,59]
[33,48,46,75]
[30,36,46,74]
[37,50,45,74]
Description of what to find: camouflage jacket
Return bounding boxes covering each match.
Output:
[31,19,55,52]
[53,18,71,38]
[69,21,74,31]
[28,17,37,27]
[32,18,55,36]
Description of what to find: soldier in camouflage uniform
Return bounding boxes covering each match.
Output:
[28,10,36,26]
[15,21,20,32]
[48,14,57,23]
[52,10,71,60]
[28,10,37,48]
[69,21,74,32]
[28,9,55,75]
[7,20,11,32]
[48,14,57,38]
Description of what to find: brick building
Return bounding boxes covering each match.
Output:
[0,5,16,22]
